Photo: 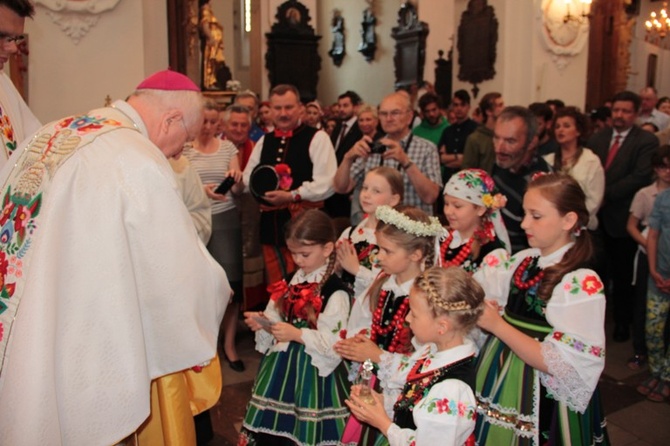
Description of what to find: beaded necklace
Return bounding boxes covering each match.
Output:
[513,256,545,290]
[439,231,474,267]
[370,289,411,353]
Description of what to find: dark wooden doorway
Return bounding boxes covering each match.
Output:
[585,0,635,111]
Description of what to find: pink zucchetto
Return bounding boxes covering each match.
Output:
[136,69,200,92]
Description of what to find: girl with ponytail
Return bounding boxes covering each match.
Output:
[241,210,351,446]
[473,173,608,445]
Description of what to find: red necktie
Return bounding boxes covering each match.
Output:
[604,134,621,170]
[274,129,293,138]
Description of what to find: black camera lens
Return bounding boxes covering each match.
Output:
[370,141,387,154]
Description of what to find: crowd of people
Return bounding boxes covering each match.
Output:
[1,1,670,445]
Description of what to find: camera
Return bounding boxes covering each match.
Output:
[370,140,387,154]
[214,175,236,195]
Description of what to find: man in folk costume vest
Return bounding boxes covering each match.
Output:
[242,84,336,284]
[0,69,230,446]
[0,0,41,170]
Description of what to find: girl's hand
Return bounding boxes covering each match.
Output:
[477,299,504,334]
[345,386,391,433]
[336,240,360,276]
[335,334,383,363]
[243,311,267,332]
[204,183,228,201]
[271,322,303,343]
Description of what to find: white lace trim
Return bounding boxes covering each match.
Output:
[540,341,591,413]
[377,351,396,385]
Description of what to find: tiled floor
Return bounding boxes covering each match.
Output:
[205,316,670,446]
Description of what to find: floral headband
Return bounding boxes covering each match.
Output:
[443,168,507,211]
[375,205,445,238]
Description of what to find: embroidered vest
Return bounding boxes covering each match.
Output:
[0,108,138,373]
[258,125,318,245]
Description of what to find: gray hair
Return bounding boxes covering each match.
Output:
[497,106,537,150]
[223,104,252,124]
[131,89,205,129]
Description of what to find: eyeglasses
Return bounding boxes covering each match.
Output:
[378,109,407,119]
[0,32,25,46]
[178,116,194,141]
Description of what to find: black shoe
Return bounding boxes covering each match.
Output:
[224,353,245,372]
[613,325,630,342]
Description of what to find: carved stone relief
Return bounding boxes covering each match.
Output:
[35,0,121,44]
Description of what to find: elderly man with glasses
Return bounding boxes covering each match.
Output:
[333,91,442,215]
[0,0,41,170]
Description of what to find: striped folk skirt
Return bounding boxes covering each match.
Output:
[240,342,350,446]
[474,314,609,446]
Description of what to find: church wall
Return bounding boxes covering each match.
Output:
[24,0,168,123]
[451,0,588,110]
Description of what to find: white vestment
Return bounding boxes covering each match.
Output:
[0,101,229,446]
[0,72,41,169]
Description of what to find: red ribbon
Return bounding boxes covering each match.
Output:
[267,280,289,302]
[274,129,293,138]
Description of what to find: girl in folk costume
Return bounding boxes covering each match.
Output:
[240,210,351,446]
[473,173,609,445]
[346,267,485,446]
[441,168,510,274]
[337,167,404,297]
[335,205,445,445]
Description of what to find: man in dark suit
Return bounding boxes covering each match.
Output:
[325,90,364,226]
[588,90,659,342]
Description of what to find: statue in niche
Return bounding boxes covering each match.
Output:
[457,0,497,98]
[358,2,377,62]
[328,9,345,66]
[199,0,231,90]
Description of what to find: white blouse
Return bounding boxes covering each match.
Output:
[255,264,350,377]
[376,341,478,446]
[473,243,606,412]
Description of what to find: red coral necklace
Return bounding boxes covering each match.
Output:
[513,256,544,290]
[370,289,410,353]
[440,231,474,267]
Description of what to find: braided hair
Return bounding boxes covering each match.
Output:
[413,266,485,333]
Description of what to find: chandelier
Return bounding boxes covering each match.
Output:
[645,2,670,38]
[563,0,592,24]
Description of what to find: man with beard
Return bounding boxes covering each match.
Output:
[412,92,449,145]
[588,90,659,342]
[491,106,551,253]
[242,84,336,284]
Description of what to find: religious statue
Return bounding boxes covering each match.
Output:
[328,9,345,66]
[199,0,231,90]
[358,3,377,62]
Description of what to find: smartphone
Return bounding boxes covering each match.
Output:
[214,176,236,195]
[252,315,275,330]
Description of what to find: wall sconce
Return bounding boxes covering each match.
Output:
[563,0,592,24]
[645,2,670,39]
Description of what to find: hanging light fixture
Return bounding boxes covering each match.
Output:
[645,2,670,38]
[563,0,592,24]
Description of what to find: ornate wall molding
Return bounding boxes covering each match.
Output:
[35,0,121,44]
[539,0,589,71]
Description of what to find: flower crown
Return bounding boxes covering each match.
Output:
[375,205,445,237]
